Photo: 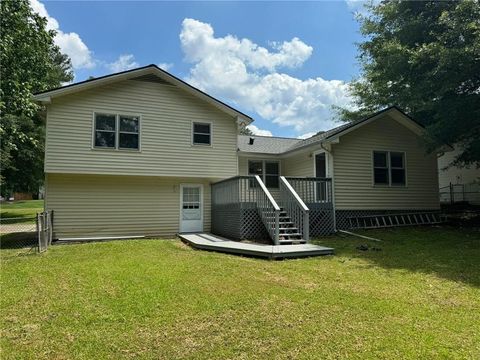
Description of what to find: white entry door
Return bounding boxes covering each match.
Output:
[180,184,203,233]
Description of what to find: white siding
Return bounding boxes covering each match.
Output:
[45,79,238,178]
[438,147,480,188]
[332,116,440,210]
[46,174,211,238]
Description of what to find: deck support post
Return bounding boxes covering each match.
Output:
[303,210,309,243]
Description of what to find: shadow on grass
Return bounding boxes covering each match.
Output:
[0,232,38,250]
[0,213,36,224]
[315,226,480,288]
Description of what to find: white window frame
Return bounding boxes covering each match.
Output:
[372,150,407,187]
[247,159,281,188]
[192,121,212,146]
[92,112,141,151]
[389,151,407,186]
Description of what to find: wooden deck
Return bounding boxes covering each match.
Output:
[178,233,334,259]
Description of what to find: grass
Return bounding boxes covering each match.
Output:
[1,200,44,223]
[1,226,479,359]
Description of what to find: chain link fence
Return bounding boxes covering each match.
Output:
[0,211,53,252]
[440,183,480,205]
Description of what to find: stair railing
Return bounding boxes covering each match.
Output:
[254,175,280,245]
[279,176,310,242]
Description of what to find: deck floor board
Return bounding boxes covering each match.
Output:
[178,233,334,259]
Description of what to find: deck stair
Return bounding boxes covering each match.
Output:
[348,212,443,230]
[264,208,306,244]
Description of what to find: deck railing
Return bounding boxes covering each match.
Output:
[279,176,309,242]
[211,176,256,206]
[211,175,280,244]
[253,175,280,245]
[284,177,333,205]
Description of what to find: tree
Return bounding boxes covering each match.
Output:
[340,0,480,167]
[239,126,254,135]
[0,0,73,195]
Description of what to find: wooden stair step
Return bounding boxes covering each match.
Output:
[279,239,307,244]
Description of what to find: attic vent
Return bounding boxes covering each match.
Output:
[130,74,171,85]
[249,137,255,145]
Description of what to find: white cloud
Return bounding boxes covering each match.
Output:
[297,132,317,140]
[158,62,173,71]
[246,125,273,137]
[180,19,312,72]
[180,18,353,135]
[30,0,95,69]
[345,0,379,16]
[108,54,139,72]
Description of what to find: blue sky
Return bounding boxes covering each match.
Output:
[32,0,367,138]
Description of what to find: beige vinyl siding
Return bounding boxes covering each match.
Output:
[45,79,238,178]
[45,173,211,238]
[283,151,314,177]
[332,116,439,210]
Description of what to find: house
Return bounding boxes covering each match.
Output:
[438,147,480,205]
[34,64,441,244]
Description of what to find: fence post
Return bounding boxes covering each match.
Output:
[450,182,454,205]
[50,210,54,244]
[36,213,40,252]
[47,211,52,246]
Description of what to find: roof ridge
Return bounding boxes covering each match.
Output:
[33,64,253,122]
[238,134,300,140]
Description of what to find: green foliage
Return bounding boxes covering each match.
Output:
[0,114,45,196]
[239,125,254,135]
[343,0,480,167]
[0,0,73,194]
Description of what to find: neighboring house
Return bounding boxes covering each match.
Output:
[438,148,480,205]
[34,64,441,244]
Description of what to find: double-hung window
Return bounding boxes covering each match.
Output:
[118,115,140,149]
[94,114,116,148]
[373,151,406,186]
[390,152,406,185]
[248,160,280,188]
[94,113,140,150]
[193,122,211,145]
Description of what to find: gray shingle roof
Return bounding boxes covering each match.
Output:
[238,107,419,155]
[237,122,352,154]
[237,135,302,154]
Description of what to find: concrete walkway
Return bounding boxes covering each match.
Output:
[178,233,334,259]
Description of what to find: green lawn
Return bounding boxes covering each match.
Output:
[1,200,44,223]
[1,227,479,359]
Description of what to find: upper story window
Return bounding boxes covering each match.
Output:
[94,114,116,148]
[119,115,140,149]
[94,113,140,150]
[373,151,406,186]
[248,160,280,188]
[192,122,211,145]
